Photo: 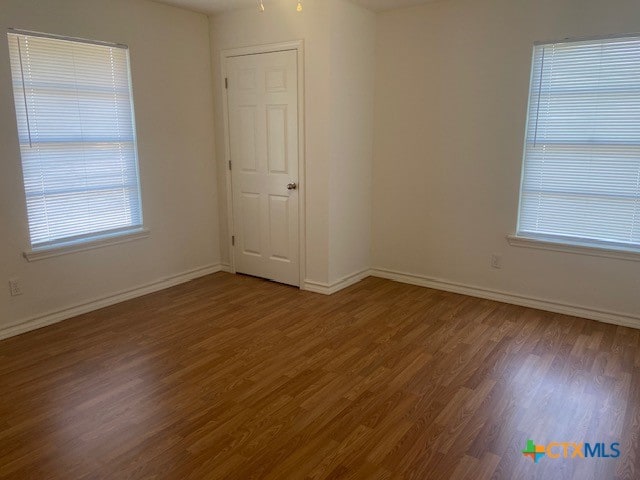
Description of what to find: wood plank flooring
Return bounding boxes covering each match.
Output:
[0,272,639,479]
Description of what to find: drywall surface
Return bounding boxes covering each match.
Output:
[372,0,640,317]
[328,0,375,283]
[211,0,375,286]
[210,0,332,284]
[0,0,220,333]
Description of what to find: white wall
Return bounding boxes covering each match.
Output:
[328,0,375,283]
[0,0,220,335]
[210,0,375,287]
[372,0,640,318]
[5,0,634,337]
[210,0,332,284]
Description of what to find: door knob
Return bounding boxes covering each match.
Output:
[287,182,298,190]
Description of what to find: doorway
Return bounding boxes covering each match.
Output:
[222,42,305,287]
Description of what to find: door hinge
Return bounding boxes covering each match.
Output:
[225,77,228,89]
[231,235,235,246]
[228,160,232,170]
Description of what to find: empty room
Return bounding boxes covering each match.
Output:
[1,0,639,478]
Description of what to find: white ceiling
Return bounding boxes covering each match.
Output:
[349,0,438,11]
[152,0,439,15]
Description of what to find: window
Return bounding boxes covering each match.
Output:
[517,35,640,253]
[7,30,144,255]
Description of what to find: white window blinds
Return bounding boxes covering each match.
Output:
[518,35,640,250]
[7,31,143,249]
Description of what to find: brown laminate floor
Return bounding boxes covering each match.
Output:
[0,272,638,479]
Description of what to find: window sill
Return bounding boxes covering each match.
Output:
[24,228,150,262]
[506,234,640,262]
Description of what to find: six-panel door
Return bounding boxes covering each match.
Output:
[227,50,299,286]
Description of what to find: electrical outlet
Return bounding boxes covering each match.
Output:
[9,278,22,296]
[490,254,502,269]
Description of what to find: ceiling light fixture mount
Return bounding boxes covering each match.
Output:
[258,0,303,12]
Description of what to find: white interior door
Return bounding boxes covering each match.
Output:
[227,50,300,286]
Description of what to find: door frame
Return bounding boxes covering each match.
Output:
[220,40,306,287]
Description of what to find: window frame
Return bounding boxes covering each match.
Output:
[7,29,148,261]
[512,33,640,259]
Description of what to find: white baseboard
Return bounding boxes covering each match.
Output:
[0,263,226,341]
[370,267,640,330]
[303,269,371,295]
[6,262,636,341]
